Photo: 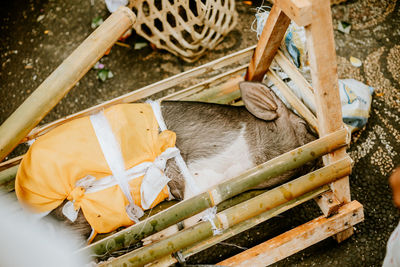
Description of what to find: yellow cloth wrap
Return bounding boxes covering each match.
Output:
[15,104,175,234]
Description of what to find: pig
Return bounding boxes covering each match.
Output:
[48,81,317,239]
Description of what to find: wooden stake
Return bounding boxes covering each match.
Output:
[0,7,136,161]
[78,128,349,258]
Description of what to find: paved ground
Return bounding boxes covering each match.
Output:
[1,0,400,266]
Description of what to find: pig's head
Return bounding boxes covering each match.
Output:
[240,81,316,147]
[239,81,318,188]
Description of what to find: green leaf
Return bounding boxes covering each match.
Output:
[97,69,108,82]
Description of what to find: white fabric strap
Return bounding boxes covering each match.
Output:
[62,102,201,223]
[62,148,179,222]
[90,111,143,222]
[90,111,134,204]
[147,100,168,131]
[147,100,201,196]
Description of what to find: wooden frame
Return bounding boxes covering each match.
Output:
[0,0,363,266]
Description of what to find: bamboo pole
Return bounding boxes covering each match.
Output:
[78,128,349,258]
[149,187,328,266]
[0,7,136,161]
[95,190,266,244]
[100,157,351,267]
[186,75,244,103]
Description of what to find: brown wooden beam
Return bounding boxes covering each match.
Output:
[218,201,363,266]
[305,0,354,242]
[245,5,290,82]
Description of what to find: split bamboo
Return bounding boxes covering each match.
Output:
[0,7,136,161]
[186,75,244,103]
[274,50,316,109]
[266,69,319,133]
[100,156,351,266]
[161,65,247,101]
[78,128,349,258]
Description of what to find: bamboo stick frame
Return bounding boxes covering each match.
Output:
[0,0,364,264]
[99,157,352,267]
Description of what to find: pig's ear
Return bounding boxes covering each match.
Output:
[240,81,278,121]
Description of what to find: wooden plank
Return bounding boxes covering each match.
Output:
[0,7,136,162]
[245,5,290,82]
[305,0,353,241]
[275,0,312,26]
[314,190,341,217]
[267,69,318,133]
[218,201,364,266]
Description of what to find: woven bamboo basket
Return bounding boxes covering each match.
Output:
[128,0,237,62]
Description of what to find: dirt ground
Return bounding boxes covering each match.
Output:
[1,0,400,266]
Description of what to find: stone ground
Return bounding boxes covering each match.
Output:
[1,0,400,266]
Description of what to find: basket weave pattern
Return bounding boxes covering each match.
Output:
[129,0,237,62]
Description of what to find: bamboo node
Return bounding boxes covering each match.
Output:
[118,6,136,26]
[209,188,223,205]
